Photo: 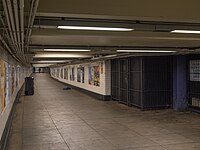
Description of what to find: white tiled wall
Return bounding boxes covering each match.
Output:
[0,46,32,141]
[51,60,111,96]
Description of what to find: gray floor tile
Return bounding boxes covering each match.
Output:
[23,142,70,150]
[6,74,200,150]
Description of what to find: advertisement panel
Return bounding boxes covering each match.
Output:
[77,67,84,83]
[0,61,1,112]
[64,68,68,80]
[1,60,5,112]
[88,66,100,86]
[70,67,75,81]
[11,66,15,95]
[61,68,64,79]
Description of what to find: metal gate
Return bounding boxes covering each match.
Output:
[111,56,172,109]
[119,59,129,104]
[129,57,142,107]
[189,56,200,110]
[111,60,120,100]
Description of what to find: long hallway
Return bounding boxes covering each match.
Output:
[7,74,200,150]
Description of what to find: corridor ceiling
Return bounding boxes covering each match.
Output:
[1,0,200,66]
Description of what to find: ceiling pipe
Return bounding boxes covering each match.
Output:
[2,0,26,63]
[19,0,24,58]
[4,0,24,61]
[2,0,18,55]
[6,0,20,51]
[0,35,23,64]
[0,35,14,56]
[13,0,22,51]
[26,0,39,54]
[8,0,25,61]
[26,0,34,36]
[13,0,26,62]
[25,0,35,63]
[0,14,16,54]
[6,0,26,62]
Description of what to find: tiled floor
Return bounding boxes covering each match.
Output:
[6,74,200,150]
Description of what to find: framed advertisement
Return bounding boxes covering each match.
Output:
[5,62,9,107]
[56,68,59,78]
[0,61,1,112]
[11,66,15,95]
[100,62,103,74]
[70,67,75,81]
[77,67,84,83]
[1,60,5,112]
[88,65,100,86]
[61,68,64,79]
[64,68,68,80]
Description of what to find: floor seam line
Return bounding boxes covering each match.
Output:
[43,105,71,150]
[74,113,119,149]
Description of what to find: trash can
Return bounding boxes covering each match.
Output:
[25,77,34,95]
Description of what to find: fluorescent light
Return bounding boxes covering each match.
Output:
[33,60,69,63]
[44,49,91,52]
[104,54,117,58]
[57,26,134,32]
[34,53,91,58]
[33,64,53,67]
[171,30,200,34]
[117,50,176,53]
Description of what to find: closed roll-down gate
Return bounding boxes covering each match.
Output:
[111,56,172,109]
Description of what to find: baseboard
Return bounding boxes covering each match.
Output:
[52,77,111,101]
[0,84,24,150]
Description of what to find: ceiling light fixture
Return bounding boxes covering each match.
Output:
[44,49,91,52]
[34,53,91,58]
[33,60,69,63]
[171,30,200,34]
[57,26,134,32]
[104,54,117,58]
[117,50,176,53]
[32,64,53,67]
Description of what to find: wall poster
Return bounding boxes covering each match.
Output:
[5,63,9,106]
[100,62,104,74]
[53,68,56,77]
[20,68,23,85]
[88,65,100,86]
[64,68,68,80]
[0,61,2,112]
[77,67,84,83]
[51,68,55,77]
[11,66,15,95]
[70,67,75,81]
[56,68,59,78]
[1,60,5,112]
[60,68,64,79]
[16,66,19,88]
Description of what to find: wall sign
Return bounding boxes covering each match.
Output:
[190,60,200,81]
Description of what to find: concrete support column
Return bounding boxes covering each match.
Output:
[173,55,187,111]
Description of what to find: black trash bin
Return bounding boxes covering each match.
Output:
[25,77,34,95]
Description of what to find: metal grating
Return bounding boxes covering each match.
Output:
[111,56,172,109]
[189,58,200,109]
